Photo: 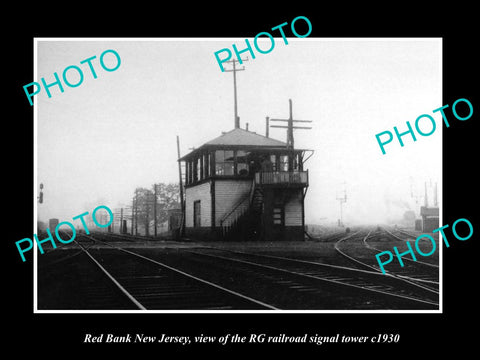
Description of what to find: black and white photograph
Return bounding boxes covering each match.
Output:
[34,38,442,312]
[6,6,478,356]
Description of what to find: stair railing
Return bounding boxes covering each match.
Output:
[220,194,250,237]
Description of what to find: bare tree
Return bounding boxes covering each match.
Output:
[133,183,180,236]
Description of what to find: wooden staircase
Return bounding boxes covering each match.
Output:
[220,180,263,241]
[219,170,308,240]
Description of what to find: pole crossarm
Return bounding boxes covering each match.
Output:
[270,125,312,129]
[225,58,249,65]
[224,67,245,72]
[270,119,312,123]
[267,99,314,170]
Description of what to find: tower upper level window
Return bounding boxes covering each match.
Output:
[215,150,234,175]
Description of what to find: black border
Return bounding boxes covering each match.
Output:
[7,5,478,355]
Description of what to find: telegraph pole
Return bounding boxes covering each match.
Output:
[177,136,185,237]
[145,193,151,237]
[336,182,347,227]
[224,58,248,128]
[424,181,429,207]
[269,99,312,170]
[154,184,158,237]
[131,197,135,235]
[120,208,124,234]
[134,189,138,236]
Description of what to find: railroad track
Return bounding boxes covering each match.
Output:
[181,246,439,309]
[70,233,275,310]
[370,227,440,272]
[37,240,142,310]
[38,231,439,310]
[311,230,355,243]
[335,229,439,293]
[390,228,420,240]
[98,233,437,309]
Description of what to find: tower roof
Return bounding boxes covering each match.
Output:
[179,127,299,161]
[205,128,287,147]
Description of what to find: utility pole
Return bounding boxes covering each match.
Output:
[424,181,429,207]
[269,99,312,171]
[145,194,151,237]
[154,184,158,237]
[224,57,248,129]
[120,208,124,234]
[336,182,347,227]
[177,135,185,237]
[134,189,138,236]
[111,209,118,233]
[131,197,135,235]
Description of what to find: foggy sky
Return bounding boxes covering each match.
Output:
[35,38,442,227]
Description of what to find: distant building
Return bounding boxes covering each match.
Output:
[167,208,182,231]
[420,206,439,232]
[49,218,59,230]
[178,127,311,241]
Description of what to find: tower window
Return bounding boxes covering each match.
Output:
[215,150,234,175]
[273,206,284,226]
[236,150,249,176]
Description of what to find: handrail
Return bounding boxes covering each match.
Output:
[220,180,257,238]
[255,170,308,186]
[220,192,250,226]
[248,178,256,205]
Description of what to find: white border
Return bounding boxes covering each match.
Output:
[33,37,443,314]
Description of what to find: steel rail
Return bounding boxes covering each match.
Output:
[335,230,439,293]
[75,240,147,310]
[80,234,278,310]
[185,248,439,307]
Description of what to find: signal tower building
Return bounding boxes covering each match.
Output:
[179,122,311,241]
[178,60,313,241]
